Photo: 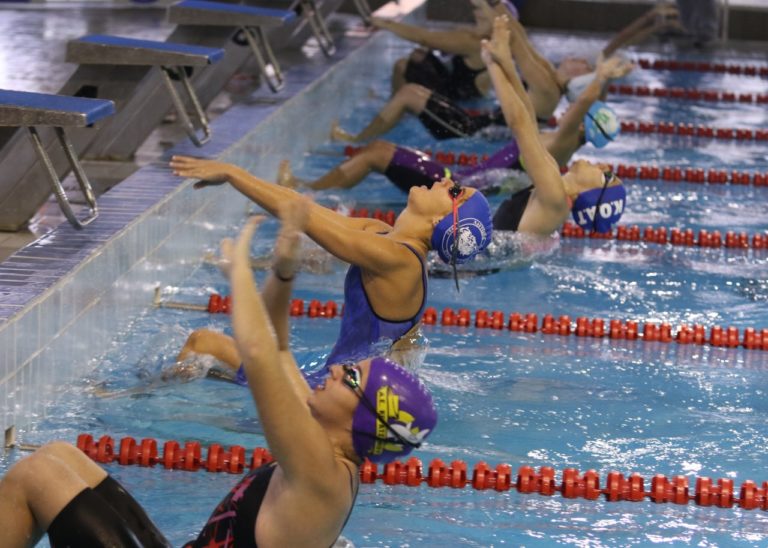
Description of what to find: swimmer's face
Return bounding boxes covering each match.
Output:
[307,359,371,424]
[556,57,592,80]
[407,179,475,221]
[567,159,621,193]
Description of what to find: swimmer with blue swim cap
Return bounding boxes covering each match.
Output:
[484,15,627,236]
[430,173,494,287]
[583,100,620,148]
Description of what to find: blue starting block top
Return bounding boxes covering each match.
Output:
[69,35,225,66]
[0,89,116,127]
[169,0,297,27]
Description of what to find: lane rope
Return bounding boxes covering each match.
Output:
[607,84,768,104]
[634,57,768,78]
[6,430,768,511]
[152,291,768,352]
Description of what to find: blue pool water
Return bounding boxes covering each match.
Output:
[5,29,768,547]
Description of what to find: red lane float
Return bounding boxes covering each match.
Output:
[635,57,768,78]
[73,433,768,511]
[78,433,273,473]
[362,458,766,510]
[607,84,768,104]
[560,222,768,249]
[289,299,768,352]
[620,119,768,143]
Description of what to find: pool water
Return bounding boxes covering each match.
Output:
[6,30,768,547]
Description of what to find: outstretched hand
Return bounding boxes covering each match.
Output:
[272,197,310,281]
[482,15,512,67]
[596,55,635,81]
[219,215,265,278]
[169,156,234,189]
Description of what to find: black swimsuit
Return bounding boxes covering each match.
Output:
[405,51,486,100]
[418,92,505,141]
[185,462,358,548]
[493,185,534,231]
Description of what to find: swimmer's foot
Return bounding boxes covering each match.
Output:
[277,159,298,189]
[330,120,357,142]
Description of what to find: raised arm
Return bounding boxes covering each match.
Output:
[371,17,480,56]
[225,217,336,481]
[261,199,312,398]
[556,55,632,136]
[170,156,394,258]
[482,17,567,212]
[602,3,684,57]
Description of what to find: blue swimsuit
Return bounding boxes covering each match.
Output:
[236,245,427,385]
[324,244,427,367]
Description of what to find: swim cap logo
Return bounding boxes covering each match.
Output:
[574,198,624,226]
[441,218,489,262]
[371,385,431,455]
[593,107,619,136]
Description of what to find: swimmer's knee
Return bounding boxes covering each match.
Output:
[35,441,78,460]
[184,329,215,352]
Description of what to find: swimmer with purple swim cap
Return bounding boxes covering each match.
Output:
[344,357,438,463]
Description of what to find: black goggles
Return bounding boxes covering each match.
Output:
[342,364,421,449]
[448,180,464,291]
[589,169,614,231]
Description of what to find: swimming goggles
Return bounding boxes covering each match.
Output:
[342,364,422,449]
[448,179,464,291]
[589,169,614,231]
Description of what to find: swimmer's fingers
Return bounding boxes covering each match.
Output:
[170,156,231,186]
[221,216,266,274]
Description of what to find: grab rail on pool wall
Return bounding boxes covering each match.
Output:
[6,430,768,511]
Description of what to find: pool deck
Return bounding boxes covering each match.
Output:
[0,0,426,435]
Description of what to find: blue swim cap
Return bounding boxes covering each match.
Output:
[571,182,626,233]
[430,191,493,264]
[584,101,620,148]
[351,357,437,463]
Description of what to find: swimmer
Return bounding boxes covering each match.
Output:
[484,15,627,236]
[0,217,439,547]
[169,153,493,380]
[329,53,631,143]
[284,57,624,201]
[371,0,518,98]
[505,2,682,120]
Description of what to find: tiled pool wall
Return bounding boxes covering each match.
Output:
[0,18,403,437]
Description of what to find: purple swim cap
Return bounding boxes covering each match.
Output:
[430,191,493,264]
[351,357,437,463]
[571,182,626,233]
